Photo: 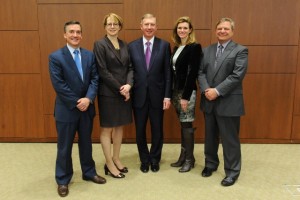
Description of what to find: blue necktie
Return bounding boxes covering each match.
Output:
[73,50,83,80]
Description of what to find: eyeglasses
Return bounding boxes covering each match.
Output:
[106,23,119,27]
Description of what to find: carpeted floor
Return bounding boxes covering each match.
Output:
[0,143,300,200]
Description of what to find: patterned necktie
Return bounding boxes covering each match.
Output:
[214,45,224,68]
[73,49,83,80]
[145,41,151,69]
[216,45,224,59]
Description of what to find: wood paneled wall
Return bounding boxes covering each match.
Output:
[0,0,300,143]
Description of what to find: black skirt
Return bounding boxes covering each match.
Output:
[98,95,133,127]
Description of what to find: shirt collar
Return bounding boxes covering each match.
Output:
[67,44,80,55]
[143,36,155,45]
[217,40,231,50]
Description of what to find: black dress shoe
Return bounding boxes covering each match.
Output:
[150,163,160,172]
[83,174,107,184]
[57,185,69,197]
[221,176,236,186]
[201,167,217,177]
[140,163,149,173]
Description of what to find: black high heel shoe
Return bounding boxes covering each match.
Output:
[113,161,128,173]
[104,164,125,178]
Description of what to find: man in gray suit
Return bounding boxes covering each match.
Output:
[198,18,248,186]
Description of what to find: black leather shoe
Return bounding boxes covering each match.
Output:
[140,163,149,173]
[83,174,106,184]
[201,167,217,177]
[57,185,69,197]
[151,163,160,172]
[221,176,236,186]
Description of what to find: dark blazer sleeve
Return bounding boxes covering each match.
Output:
[164,41,172,99]
[83,49,99,101]
[182,43,203,100]
[49,49,79,110]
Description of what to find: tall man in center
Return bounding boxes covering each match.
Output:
[128,13,172,173]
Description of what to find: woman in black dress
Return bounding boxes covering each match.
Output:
[93,13,133,178]
[170,16,203,172]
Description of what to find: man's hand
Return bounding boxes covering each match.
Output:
[77,97,91,111]
[163,98,171,110]
[205,88,218,101]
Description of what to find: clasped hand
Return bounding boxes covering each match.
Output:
[205,88,218,101]
[120,84,131,101]
[77,97,91,111]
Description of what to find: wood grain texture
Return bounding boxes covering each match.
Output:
[0,0,38,30]
[0,75,44,138]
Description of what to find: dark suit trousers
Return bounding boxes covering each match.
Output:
[204,112,241,179]
[55,112,96,185]
[133,95,164,164]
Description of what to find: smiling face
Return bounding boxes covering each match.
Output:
[177,22,191,41]
[105,16,121,37]
[64,24,82,49]
[140,16,157,40]
[215,21,234,44]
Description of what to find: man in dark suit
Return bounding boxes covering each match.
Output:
[198,18,248,186]
[49,21,106,197]
[128,13,172,173]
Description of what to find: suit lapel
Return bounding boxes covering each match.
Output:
[148,37,160,71]
[212,41,236,78]
[62,46,83,83]
[104,36,124,65]
[137,38,148,72]
[80,48,88,82]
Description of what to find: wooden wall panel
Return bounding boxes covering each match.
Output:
[38,0,122,3]
[293,36,300,115]
[124,0,211,29]
[0,0,38,30]
[211,0,300,45]
[38,4,123,114]
[0,32,40,73]
[248,46,298,73]
[0,75,44,138]
[240,74,295,139]
[292,116,300,140]
[292,29,300,141]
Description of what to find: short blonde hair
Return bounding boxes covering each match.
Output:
[216,17,235,30]
[140,13,156,24]
[103,13,124,30]
[171,16,196,47]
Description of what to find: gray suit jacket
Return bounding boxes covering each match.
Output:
[198,40,248,116]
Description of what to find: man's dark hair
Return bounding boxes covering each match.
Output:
[64,21,82,33]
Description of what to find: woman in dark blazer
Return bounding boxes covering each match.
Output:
[170,16,203,172]
[93,13,133,178]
